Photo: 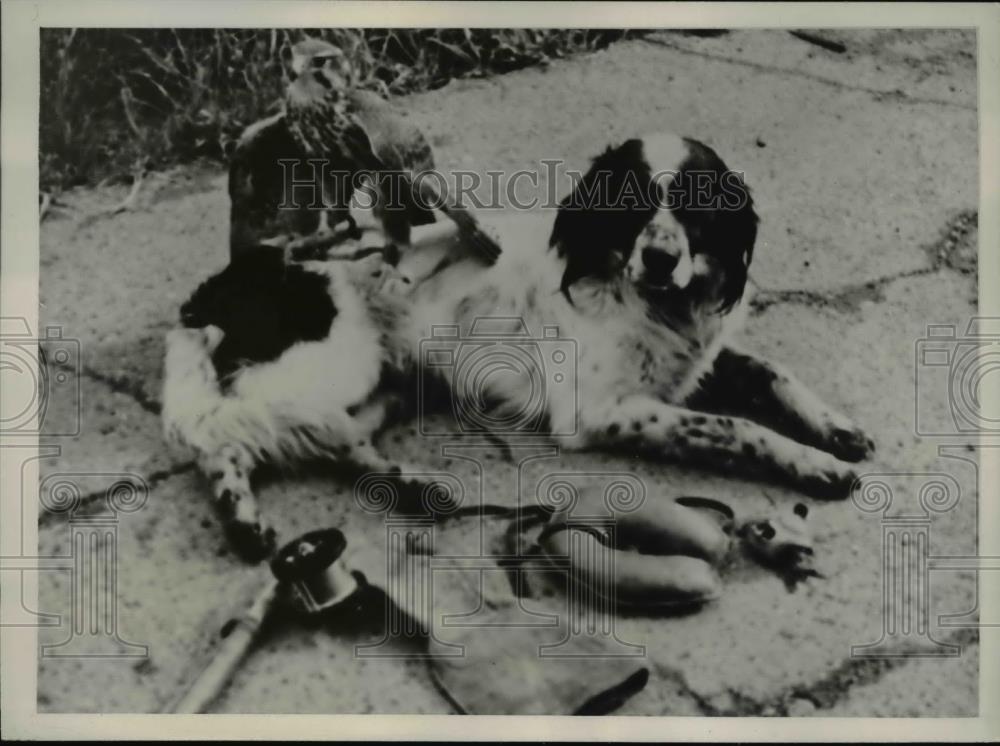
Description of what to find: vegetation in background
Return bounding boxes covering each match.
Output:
[40,28,644,192]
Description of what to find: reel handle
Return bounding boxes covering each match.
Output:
[167,528,362,713]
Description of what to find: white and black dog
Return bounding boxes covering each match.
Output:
[163,133,874,559]
[402,133,874,491]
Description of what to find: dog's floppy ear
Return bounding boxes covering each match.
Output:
[713,181,757,313]
[674,138,759,313]
[549,139,658,301]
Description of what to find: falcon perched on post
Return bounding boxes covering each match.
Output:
[228,37,500,266]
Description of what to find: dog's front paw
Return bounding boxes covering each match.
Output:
[796,459,861,500]
[825,425,875,463]
[806,410,875,463]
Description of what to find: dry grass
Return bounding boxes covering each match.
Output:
[40,28,644,191]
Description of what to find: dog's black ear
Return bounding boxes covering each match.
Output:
[706,168,757,313]
[674,138,759,313]
[550,139,658,300]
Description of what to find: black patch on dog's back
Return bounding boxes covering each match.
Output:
[180,246,337,381]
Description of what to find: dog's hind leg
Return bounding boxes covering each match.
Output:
[200,443,275,560]
[163,326,276,560]
[689,347,875,463]
[578,395,862,500]
[278,398,457,517]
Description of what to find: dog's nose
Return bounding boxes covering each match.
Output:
[642,247,679,279]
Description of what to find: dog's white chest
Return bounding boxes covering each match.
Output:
[672,296,749,402]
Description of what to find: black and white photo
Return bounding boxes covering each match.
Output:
[1,2,997,740]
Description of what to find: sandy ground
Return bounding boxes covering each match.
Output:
[30,29,981,715]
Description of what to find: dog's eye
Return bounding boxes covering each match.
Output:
[312,57,327,68]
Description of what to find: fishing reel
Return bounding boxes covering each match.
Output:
[169,527,380,713]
